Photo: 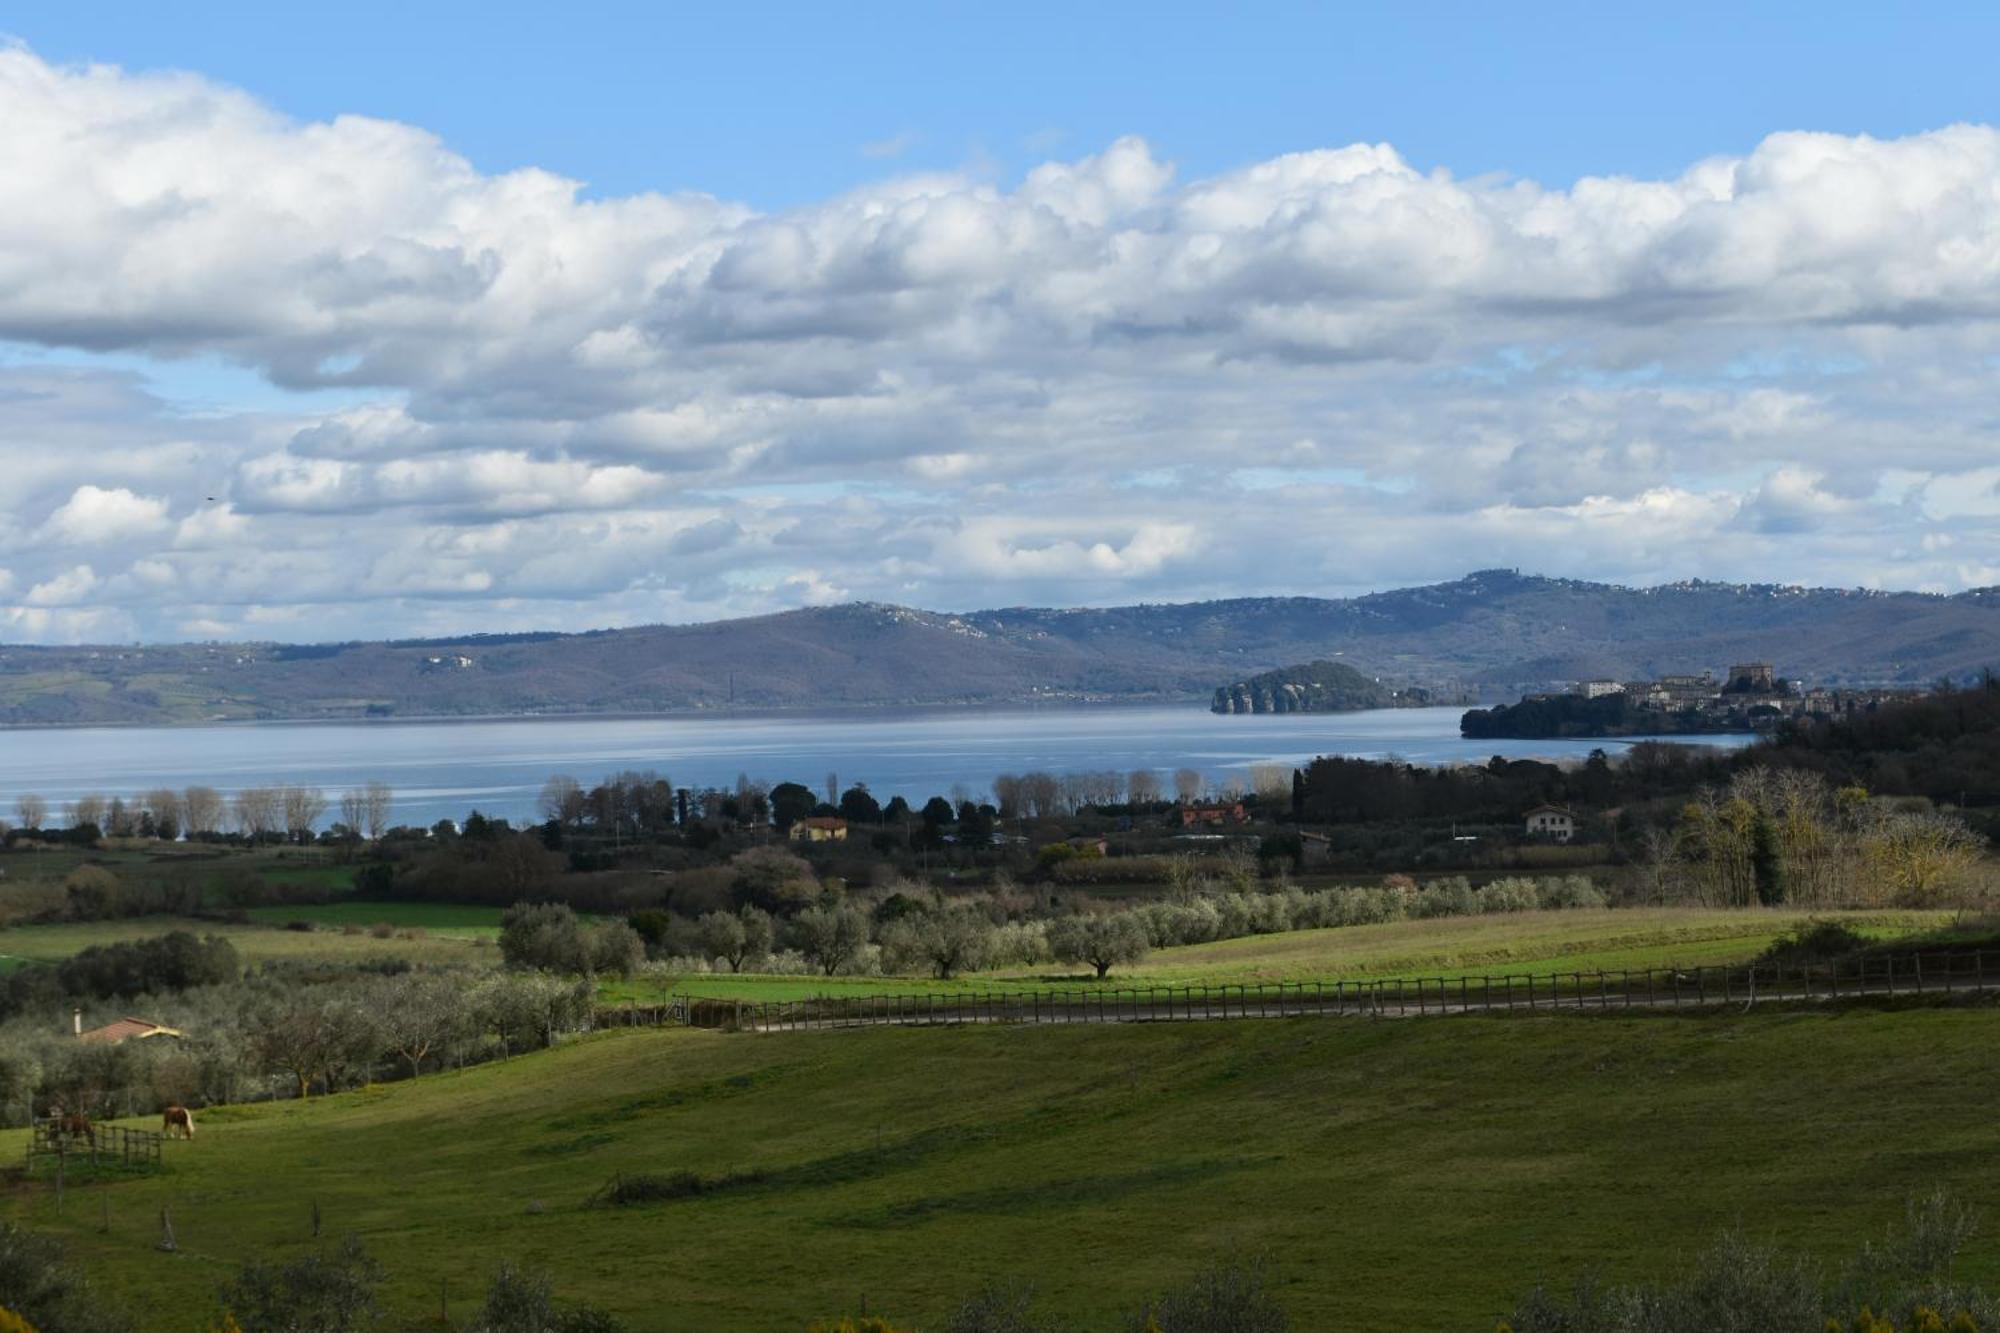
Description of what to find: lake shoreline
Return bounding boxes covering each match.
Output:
[0,704,1755,831]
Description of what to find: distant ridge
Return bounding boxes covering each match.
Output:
[1,569,1996,725]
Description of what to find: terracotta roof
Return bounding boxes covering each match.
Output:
[78,1017,183,1045]
[799,816,848,829]
[1523,804,1573,818]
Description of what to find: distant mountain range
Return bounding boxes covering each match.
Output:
[2,569,1998,726]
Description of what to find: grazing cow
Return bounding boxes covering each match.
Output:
[162,1105,195,1140]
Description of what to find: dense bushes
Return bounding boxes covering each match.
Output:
[57,932,238,1000]
[498,903,643,977]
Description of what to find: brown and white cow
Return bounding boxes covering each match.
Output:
[162,1105,195,1139]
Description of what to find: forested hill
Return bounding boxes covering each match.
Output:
[2,570,1998,725]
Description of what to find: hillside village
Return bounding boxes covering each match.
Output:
[1461,661,1923,739]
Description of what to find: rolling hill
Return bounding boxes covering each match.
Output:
[2,569,1997,724]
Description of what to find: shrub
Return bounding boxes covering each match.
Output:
[1478,878,1543,913]
[0,1220,129,1333]
[590,1170,764,1206]
[1760,920,1874,967]
[1129,1258,1287,1332]
[470,1263,624,1333]
[60,868,120,922]
[944,1282,1068,1333]
[1536,876,1607,911]
[217,1234,382,1333]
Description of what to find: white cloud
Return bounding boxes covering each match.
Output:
[39,485,170,544]
[0,44,1997,642]
[24,564,99,606]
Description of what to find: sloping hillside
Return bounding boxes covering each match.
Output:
[2,570,1997,723]
[7,1013,1998,1329]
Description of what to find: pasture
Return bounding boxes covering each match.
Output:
[0,914,490,970]
[2,1004,1996,1329]
[615,906,1954,1004]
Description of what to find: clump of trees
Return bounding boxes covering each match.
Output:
[498,904,643,977]
[1651,769,1985,909]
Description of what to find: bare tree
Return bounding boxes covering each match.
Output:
[339,788,368,836]
[1126,770,1162,807]
[69,793,107,830]
[233,786,281,837]
[281,785,329,842]
[538,774,584,827]
[824,772,840,807]
[142,788,184,840]
[15,793,47,830]
[1173,768,1204,804]
[992,773,1024,819]
[182,786,224,836]
[1249,764,1291,801]
[362,780,393,840]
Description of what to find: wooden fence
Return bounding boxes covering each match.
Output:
[620,949,2000,1034]
[25,1120,164,1172]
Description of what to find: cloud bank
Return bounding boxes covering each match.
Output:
[1,44,1997,642]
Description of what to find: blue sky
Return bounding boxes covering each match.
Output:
[1,5,1999,642]
[16,2,2000,207]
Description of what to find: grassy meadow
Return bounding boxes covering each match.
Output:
[608,906,1955,1005]
[0,914,492,971]
[2,1005,1997,1330]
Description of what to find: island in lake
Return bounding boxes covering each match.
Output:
[1211,660,1449,714]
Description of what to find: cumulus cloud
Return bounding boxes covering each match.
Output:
[39,485,170,544]
[0,44,1998,642]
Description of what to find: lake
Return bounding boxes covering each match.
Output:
[0,705,1755,830]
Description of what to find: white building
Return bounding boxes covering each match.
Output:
[1524,805,1576,842]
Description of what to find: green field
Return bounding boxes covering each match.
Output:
[238,900,507,937]
[4,1005,1997,1330]
[0,915,490,969]
[616,907,1953,1004]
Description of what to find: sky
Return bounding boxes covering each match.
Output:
[2,2,2000,644]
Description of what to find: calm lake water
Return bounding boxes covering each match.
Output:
[0,705,1754,830]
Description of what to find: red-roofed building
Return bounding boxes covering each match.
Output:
[74,1012,183,1045]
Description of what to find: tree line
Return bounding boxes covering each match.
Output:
[6,781,393,844]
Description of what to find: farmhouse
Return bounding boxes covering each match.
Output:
[1180,802,1248,829]
[788,816,849,843]
[75,1012,183,1045]
[1523,805,1575,843]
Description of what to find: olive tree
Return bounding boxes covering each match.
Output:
[884,907,994,979]
[1048,914,1150,979]
[791,904,870,976]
